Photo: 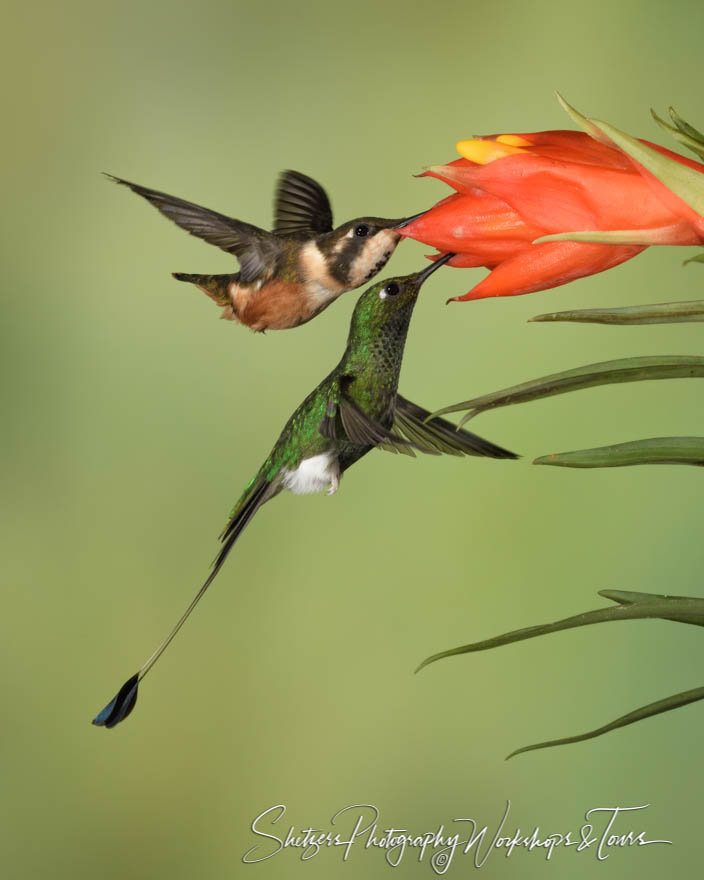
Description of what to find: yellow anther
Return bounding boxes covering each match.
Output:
[496,134,533,147]
[456,138,527,165]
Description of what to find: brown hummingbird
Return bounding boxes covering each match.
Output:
[107,170,421,332]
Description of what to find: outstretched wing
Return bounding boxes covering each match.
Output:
[273,170,333,236]
[107,174,280,283]
[316,384,515,459]
[391,395,518,459]
[318,382,415,455]
[338,394,415,453]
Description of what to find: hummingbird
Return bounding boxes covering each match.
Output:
[107,170,423,332]
[92,254,517,729]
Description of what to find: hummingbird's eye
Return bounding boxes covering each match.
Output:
[379,282,400,300]
[355,224,370,237]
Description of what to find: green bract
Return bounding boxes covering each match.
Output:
[531,300,704,324]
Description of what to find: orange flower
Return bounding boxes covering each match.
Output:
[402,131,704,301]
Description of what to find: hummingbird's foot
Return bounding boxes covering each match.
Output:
[327,473,339,495]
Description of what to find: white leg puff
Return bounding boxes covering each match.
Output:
[282,452,341,496]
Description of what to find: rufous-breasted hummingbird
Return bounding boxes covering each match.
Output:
[92,254,517,728]
[107,170,423,332]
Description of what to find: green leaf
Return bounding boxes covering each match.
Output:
[417,590,704,673]
[530,299,704,325]
[683,252,704,266]
[599,589,704,626]
[428,356,704,424]
[534,437,704,469]
[650,109,704,162]
[416,605,634,672]
[601,588,681,605]
[416,589,704,758]
[506,686,704,759]
[590,119,704,218]
[554,92,611,145]
[668,107,704,144]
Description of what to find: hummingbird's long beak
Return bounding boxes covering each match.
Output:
[415,252,456,285]
[394,211,428,230]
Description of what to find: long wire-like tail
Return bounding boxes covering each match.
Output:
[92,479,272,728]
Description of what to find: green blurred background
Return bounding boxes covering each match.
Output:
[3,0,704,876]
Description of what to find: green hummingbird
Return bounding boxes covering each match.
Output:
[107,170,422,332]
[92,254,517,729]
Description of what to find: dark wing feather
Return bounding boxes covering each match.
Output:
[338,392,415,455]
[393,395,518,459]
[107,174,278,283]
[319,397,338,440]
[273,170,333,235]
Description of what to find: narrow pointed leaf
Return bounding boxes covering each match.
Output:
[668,108,704,145]
[683,253,704,266]
[417,590,704,672]
[554,92,611,145]
[590,119,704,218]
[600,589,673,605]
[416,587,704,758]
[601,589,658,605]
[650,110,704,162]
[428,356,704,423]
[417,605,640,672]
[534,437,704,469]
[530,299,704,325]
[506,686,704,759]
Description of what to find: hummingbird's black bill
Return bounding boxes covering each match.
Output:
[394,211,428,230]
[415,252,456,284]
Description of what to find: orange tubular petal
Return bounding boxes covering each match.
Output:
[400,192,544,252]
[425,243,532,268]
[451,241,646,301]
[429,157,682,234]
[453,244,532,266]
[416,157,471,179]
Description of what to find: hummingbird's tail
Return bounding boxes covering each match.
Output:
[172,272,239,320]
[92,475,275,729]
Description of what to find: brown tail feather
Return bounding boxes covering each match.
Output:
[172,272,238,313]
